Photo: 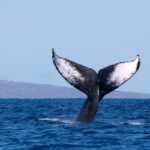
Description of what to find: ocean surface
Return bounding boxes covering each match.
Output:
[0,98,150,150]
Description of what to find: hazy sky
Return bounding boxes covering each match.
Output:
[0,0,149,93]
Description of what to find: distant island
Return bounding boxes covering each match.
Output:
[0,80,149,99]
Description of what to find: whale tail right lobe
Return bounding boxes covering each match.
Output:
[52,49,141,122]
[98,55,141,96]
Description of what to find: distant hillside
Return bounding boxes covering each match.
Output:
[0,80,149,99]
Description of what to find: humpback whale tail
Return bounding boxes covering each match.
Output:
[52,48,141,122]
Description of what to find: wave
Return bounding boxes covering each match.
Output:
[39,117,75,124]
[119,120,146,126]
[127,121,144,126]
[99,119,148,126]
[39,118,149,127]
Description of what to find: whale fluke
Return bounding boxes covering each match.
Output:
[52,48,141,122]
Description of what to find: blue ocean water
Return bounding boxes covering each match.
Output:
[0,99,150,150]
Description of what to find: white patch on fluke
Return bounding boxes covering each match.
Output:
[109,56,139,86]
[54,55,84,84]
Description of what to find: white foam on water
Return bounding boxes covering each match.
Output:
[108,120,146,126]
[127,121,144,126]
[39,117,75,124]
[118,121,145,126]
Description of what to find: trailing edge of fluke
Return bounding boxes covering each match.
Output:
[51,48,141,123]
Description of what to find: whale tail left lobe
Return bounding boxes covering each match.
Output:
[52,48,98,96]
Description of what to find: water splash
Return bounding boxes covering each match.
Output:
[119,120,146,126]
[127,121,145,126]
[39,117,75,124]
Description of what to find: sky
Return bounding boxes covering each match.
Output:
[0,0,149,93]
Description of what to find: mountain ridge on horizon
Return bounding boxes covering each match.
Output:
[0,80,149,99]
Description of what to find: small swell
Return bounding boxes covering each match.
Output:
[119,121,145,126]
[39,117,75,124]
[128,121,143,126]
